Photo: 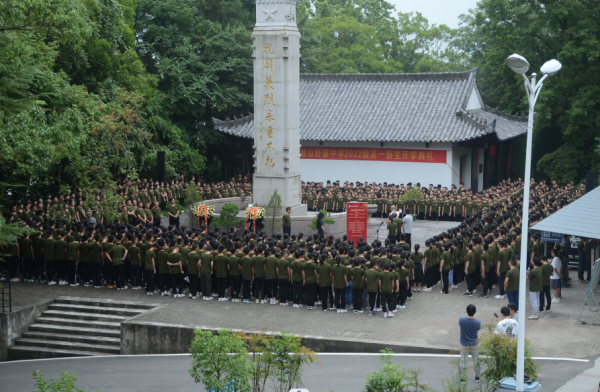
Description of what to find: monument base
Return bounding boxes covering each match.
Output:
[289,203,307,217]
[290,211,346,239]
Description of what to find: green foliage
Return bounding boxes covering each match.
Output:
[32,369,100,392]
[135,0,254,146]
[400,188,423,205]
[441,371,480,392]
[477,327,539,389]
[362,349,433,392]
[0,216,37,262]
[189,329,252,392]
[267,331,319,392]
[454,0,600,183]
[308,209,335,229]
[245,330,274,392]
[212,203,245,230]
[297,0,467,74]
[263,189,283,234]
[0,0,203,201]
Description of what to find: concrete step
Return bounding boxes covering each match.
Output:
[42,310,128,322]
[22,331,121,346]
[15,338,121,354]
[54,297,156,310]
[29,323,121,338]
[48,303,144,317]
[8,345,112,361]
[36,317,121,330]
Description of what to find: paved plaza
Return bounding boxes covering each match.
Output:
[8,218,600,359]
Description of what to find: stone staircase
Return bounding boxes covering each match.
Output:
[8,297,155,360]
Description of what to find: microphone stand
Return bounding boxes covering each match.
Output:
[375,221,384,241]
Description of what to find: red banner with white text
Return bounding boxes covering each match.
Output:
[300,146,446,163]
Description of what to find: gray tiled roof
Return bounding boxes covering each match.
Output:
[532,186,600,239]
[214,69,527,143]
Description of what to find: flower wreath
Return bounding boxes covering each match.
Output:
[193,204,215,229]
[245,206,265,231]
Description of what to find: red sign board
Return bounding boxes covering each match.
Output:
[346,202,368,245]
[300,146,446,164]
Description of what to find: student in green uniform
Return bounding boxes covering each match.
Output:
[227,247,242,302]
[214,245,229,301]
[54,233,68,285]
[316,254,333,311]
[276,251,291,306]
[91,235,104,288]
[167,246,184,297]
[44,230,57,284]
[411,245,424,291]
[464,243,476,296]
[199,244,214,300]
[187,244,201,299]
[397,259,410,308]
[252,247,266,303]
[332,256,348,313]
[166,198,180,229]
[439,243,452,295]
[364,262,380,316]
[539,256,553,315]
[527,257,543,320]
[351,259,365,313]
[156,241,170,294]
[145,244,157,295]
[504,257,519,311]
[303,253,318,310]
[265,248,279,304]
[125,237,140,290]
[290,251,304,307]
[106,238,128,290]
[20,232,34,283]
[378,263,395,318]
[240,247,254,303]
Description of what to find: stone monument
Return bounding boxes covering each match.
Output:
[252,0,306,215]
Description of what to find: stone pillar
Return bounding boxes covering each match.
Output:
[252,0,306,215]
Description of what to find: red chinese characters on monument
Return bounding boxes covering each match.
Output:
[346,202,367,246]
[300,147,446,164]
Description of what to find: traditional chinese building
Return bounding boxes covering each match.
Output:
[214,69,528,191]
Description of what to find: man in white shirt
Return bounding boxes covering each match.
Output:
[402,208,413,249]
[495,306,518,338]
[550,249,562,303]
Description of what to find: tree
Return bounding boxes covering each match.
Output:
[268,331,319,392]
[189,329,252,392]
[263,189,283,234]
[0,216,36,262]
[454,0,600,184]
[212,203,245,231]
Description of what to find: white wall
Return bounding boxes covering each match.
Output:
[300,141,454,187]
[450,145,472,188]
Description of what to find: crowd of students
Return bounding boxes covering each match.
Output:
[0,176,593,319]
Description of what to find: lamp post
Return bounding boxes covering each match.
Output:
[506,54,562,392]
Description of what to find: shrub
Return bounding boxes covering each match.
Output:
[212,203,245,230]
[478,327,539,389]
[362,349,433,392]
[32,370,100,392]
[189,329,252,392]
[308,209,335,229]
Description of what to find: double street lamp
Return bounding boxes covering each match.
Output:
[506,54,562,392]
